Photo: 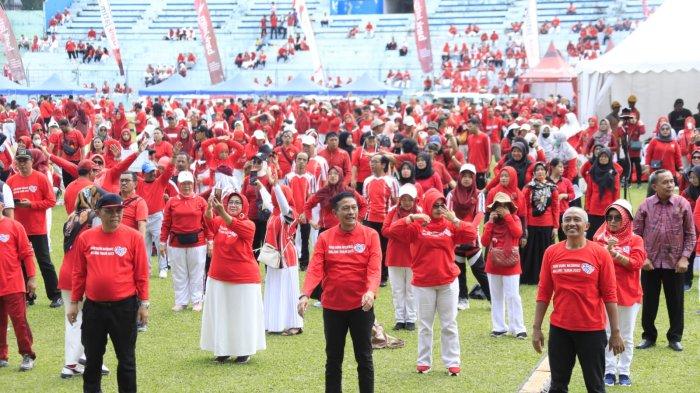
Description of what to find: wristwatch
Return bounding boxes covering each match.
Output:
[140,301,150,309]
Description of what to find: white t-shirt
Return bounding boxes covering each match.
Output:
[2,183,14,209]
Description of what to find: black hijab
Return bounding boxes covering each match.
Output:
[590,148,617,197]
[338,131,354,156]
[398,161,416,185]
[505,140,530,189]
[414,152,434,180]
[683,165,700,201]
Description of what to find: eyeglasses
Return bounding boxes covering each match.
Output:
[606,215,622,222]
[93,161,104,166]
[228,200,243,206]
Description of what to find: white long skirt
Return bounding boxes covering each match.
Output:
[200,278,266,357]
[263,266,304,332]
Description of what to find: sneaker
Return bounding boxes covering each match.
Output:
[618,374,632,387]
[516,332,528,340]
[192,302,203,312]
[78,356,86,366]
[214,356,230,363]
[393,322,405,330]
[404,322,416,331]
[416,365,431,374]
[0,359,8,367]
[684,283,692,292]
[379,280,387,287]
[61,364,84,379]
[604,373,616,386]
[159,269,168,279]
[457,298,470,310]
[234,356,250,364]
[19,355,34,371]
[101,364,110,375]
[490,331,507,338]
[312,301,322,308]
[137,323,148,333]
[50,297,64,308]
[447,366,460,376]
[172,305,186,312]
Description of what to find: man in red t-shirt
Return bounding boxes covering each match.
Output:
[118,172,147,237]
[48,119,86,187]
[465,117,491,188]
[298,191,381,393]
[532,207,624,393]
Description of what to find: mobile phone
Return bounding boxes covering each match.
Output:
[214,188,222,202]
[249,172,258,185]
[13,199,20,204]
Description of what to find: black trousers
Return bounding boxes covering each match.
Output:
[323,307,375,393]
[586,215,604,240]
[630,157,643,185]
[27,235,60,301]
[548,325,606,393]
[82,296,138,393]
[253,218,268,259]
[299,223,311,269]
[476,172,487,190]
[456,254,490,301]
[363,220,388,282]
[641,268,684,342]
[62,160,79,188]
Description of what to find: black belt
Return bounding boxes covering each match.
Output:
[86,295,137,308]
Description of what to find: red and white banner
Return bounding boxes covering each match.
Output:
[293,0,325,83]
[413,0,433,74]
[522,0,540,68]
[0,7,26,82]
[195,0,224,84]
[642,0,650,17]
[97,0,125,75]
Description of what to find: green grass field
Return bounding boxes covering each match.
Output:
[1,187,698,392]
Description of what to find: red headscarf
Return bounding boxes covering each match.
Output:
[451,169,479,220]
[593,203,632,251]
[314,166,352,210]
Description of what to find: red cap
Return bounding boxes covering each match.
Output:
[77,159,96,172]
[32,123,43,131]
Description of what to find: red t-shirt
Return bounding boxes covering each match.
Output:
[362,175,399,223]
[382,207,419,268]
[206,216,260,284]
[318,148,352,184]
[64,177,93,215]
[593,234,645,306]
[72,225,150,302]
[284,172,316,215]
[7,170,56,235]
[120,194,148,230]
[136,165,175,214]
[49,130,85,161]
[302,224,382,311]
[466,132,491,173]
[0,218,36,296]
[482,214,524,276]
[537,241,618,331]
[160,194,209,247]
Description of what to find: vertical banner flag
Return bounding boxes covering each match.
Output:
[522,0,540,68]
[195,0,225,84]
[97,0,125,75]
[293,0,325,83]
[0,6,26,82]
[642,0,650,18]
[412,0,433,74]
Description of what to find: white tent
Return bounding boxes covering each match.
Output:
[576,0,700,129]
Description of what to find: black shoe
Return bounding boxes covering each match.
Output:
[405,322,415,331]
[234,356,250,364]
[214,356,230,363]
[50,297,63,308]
[684,283,692,292]
[393,322,405,330]
[636,339,655,349]
[668,341,683,352]
[379,280,387,287]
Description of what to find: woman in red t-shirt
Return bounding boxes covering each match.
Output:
[481,192,525,338]
[201,192,265,364]
[414,153,443,192]
[644,121,682,180]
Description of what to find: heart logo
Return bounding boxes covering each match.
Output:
[0,234,8,242]
[581,262,594,275]
[28,185,37,193]
[354,243,366,253]
[114,246,127,257]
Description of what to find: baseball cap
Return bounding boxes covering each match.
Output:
[301,135,316,145]
[371,119,385,129]
[398,183,417,199]
[77,159,96,172]
[459,163,476,175]
[15,148,32,160]
[96,193,123,209]
[427,121,439,130]
[403,116,416,127]
[520,123,532,131]
[141,161,157,173]
[252,129,266,140]
[177,171,194,183]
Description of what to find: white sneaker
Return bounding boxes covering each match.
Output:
[172,305,186,312]
[192,302,203,312]
[101,364,110,375]
[159,269,168,279]
[61,364,84,379]
[312,301,322,308]
[457,298,470,310]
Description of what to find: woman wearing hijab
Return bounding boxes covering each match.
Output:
[446,164,489,310]
[160,171,209,312]
[538,126,556,162]
[625,113,646,188]
[150,128,174,160]
[201,192,266,364]
[488,140,534,191]
[262,177,303,336]
[521,162,559,284]
[570,115,598,155]
[548,158,575,241]
[415,152,443,192]
[550,131,579,181]
[58,185,110,378]
[481,192,526,339]
[382,183,421,331]
[592,199,645,387]
[486,167,527,232]
[585,118,619,156]
[582,148,620,238]
[109,110,129,141]
[396,161,424,198]
[351,132,383,194]
[175,127,195,158]
[683,166,700,291]
[388,188,478,376]
[118,129,134,154]
[644,121,682,180]
[303,166,368,233]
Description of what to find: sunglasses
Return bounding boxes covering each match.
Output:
[606,215,622,222]
[433,203,446,209]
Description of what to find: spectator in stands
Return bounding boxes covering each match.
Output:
[347,26,359,39]
[270,12,278,39]
[385,37,397,51]
[567,2,577,15]
[365,21,375,39]
[87,28,97,41]
[320,12,330,27]
[260,15,267,37]
[668,98,693,132]
[65,39,76,60]
[277,46,289,63]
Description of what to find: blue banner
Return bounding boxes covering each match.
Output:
[331,0,384,15]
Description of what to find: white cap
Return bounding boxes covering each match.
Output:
[507,123,520,131]
[371,99,381,106]
[269,104,280,111]
[177,171,194,183]
[398,183,417,199]
[252,129,266,140]
[610,199,633,218]
[459,163,476,175]
[301,135,316,145]
[520,123,532,131]
[283,125,297,134]
[403,116,416,126]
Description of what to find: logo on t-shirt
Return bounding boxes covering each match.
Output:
[581,262,595,275]
[0,234,8,242]
[114,246,127,257]
[28,185,37,193]
[354,243,366,253]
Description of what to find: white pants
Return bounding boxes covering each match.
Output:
[388,267,416,323]
[61,290,83,366]
[605,303,640,376]
[145,212,167,271]
[168,245,207,306]
[487,273,525,334]
[414,279,460,367]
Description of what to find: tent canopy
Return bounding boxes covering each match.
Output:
[22,74,95,96]
[520,42,576,83]
[330,73,402,96]
[138,74,199,96]
[265,74,328,96]
[576,0,700,128]
[198,74,260,95]
[0,75,28,95]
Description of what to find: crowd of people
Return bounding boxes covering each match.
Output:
[0,90,695,393]
[143,53,198,87]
